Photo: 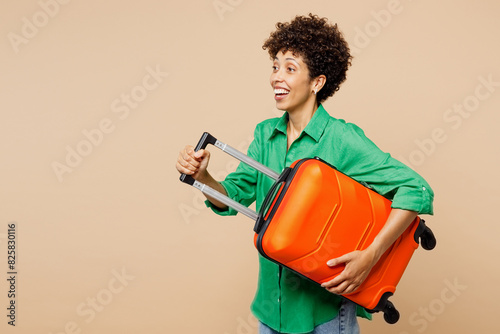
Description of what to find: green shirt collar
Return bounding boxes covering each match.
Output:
[269,104,330,143]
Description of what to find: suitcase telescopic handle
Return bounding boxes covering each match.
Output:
[180,132,280,183]
[179,132,281,221]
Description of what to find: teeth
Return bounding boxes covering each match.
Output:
[274,88,289,94]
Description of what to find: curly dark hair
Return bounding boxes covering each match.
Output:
[262,14,352,104]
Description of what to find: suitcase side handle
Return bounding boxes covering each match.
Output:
[254,167,291,233]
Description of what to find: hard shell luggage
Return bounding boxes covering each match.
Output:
[179,132,436,324]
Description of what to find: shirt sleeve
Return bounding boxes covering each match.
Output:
[335,123,434,215]
[204,126,261,216]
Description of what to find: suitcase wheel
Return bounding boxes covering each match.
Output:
[383,300,400,324]
[419,226,437,251]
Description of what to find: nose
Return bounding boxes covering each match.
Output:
[270,68,284,86]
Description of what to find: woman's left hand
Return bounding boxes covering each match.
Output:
[321,249,378,295]
[321,209,418,295]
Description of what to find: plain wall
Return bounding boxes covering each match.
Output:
[1,0,499,333]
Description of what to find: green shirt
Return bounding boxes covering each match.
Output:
[206,104,434,333]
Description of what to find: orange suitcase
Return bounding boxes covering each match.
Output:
[180,132,436,324]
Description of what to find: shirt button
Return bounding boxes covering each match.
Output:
[422,186,426,191]
[278,298,280,302]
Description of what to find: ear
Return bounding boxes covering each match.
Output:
[312,75,327,94]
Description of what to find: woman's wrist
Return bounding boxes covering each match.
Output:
[364,241,384,266]
[195,170,211,185]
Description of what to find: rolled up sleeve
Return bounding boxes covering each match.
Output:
[391,182,434,215]
[336,123,434,215]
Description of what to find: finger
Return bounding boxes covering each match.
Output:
[177,154,199,173]
[177,152,193,169]
[327,253,351,267]
[185,149,209,169]
[338,282,356,295]
[176,161,194,175]
[183,146,202,163]
[185,145,195,156]
[194,149,210,161]
[193,149,204,159]
[186,146,205,161]
[180,151,201,170]
[326,280,350,295]
[321,271,348,288]
[193,150,211,172]
[343,283,360,295]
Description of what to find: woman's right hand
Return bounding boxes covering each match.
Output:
[176,145,229,210]
[176,145,211,182]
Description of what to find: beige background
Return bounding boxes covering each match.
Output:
[1,0,499,333]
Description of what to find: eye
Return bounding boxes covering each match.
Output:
[287,67,295,72]
[272,65,278,71]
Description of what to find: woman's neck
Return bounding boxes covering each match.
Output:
[287,101,318,137]
[286,100,319,148]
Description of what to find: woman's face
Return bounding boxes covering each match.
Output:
[270,50,316,113]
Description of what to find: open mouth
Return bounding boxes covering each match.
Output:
[274,88,290,100]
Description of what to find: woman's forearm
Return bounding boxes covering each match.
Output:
[365,208,419,262]
[197,172,229,210]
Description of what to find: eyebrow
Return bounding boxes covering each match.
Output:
[274,57,300,66]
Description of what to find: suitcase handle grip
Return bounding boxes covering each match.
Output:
[179,132,218,184]
[194,132,217,151]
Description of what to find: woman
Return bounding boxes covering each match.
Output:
[176,14,434,334]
